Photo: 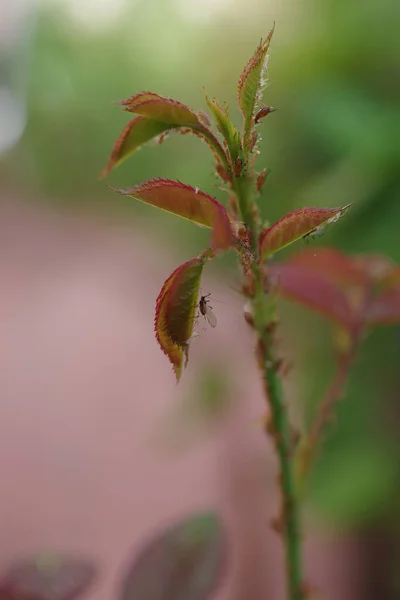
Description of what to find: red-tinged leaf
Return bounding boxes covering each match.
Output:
[198,111,211,126]
[254,106,275,124]
[380,266,400,289]
[101,116,174,178]
[212,209,235,250]
[0,554,96,600]
[117,91,161,106]
[270,263,355,328]
[121,511,226,600]
[273,247,400,330]
[365,287,400,326]
[286,247,369,287]
[256,168,269,193]
[102,91,230,177]
[110,179,235,250]
[185,123,230,171]
[101,118,229,178]
[353,254,398,289]
[287,248,400,295]
[155,255,209,381]
[237,25,274,152]
[259,204,352,260]
[117,92,200,125]
[204,93,241,164]
[215,163,231,183]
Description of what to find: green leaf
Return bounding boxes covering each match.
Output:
[109,179,236,250]
[204,93,241,165]
[121,511,226,600]
[237,25,274,154]
[155,253,211,381]
[259,204,352,260]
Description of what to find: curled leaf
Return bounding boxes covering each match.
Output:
[198,111,211,126]
[155,254,210,381]
[259,204,352,260]
[117,92,201,125]
[237,25,274,152]
[101,116,173,178]
[121,511,227,600]
[117,91,161,106]
[110,179,236,250]
[102,93,230,178]
[204,93,241,165]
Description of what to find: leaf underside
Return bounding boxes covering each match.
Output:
[110,179,235,250]
[101,92,230,178]
[205,94,241,165]
[101,116,171,178]
[155,255,209,381]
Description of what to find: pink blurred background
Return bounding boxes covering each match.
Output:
[2,0,399,596]
[0,192,363,599]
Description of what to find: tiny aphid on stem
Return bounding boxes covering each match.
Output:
[198,293,217,328]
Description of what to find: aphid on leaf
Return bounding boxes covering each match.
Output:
[303,224,326,244]
[198,293,217,328]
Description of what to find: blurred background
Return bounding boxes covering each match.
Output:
[1,0,399,598]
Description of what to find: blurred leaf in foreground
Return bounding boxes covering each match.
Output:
[121,511,227,600]
[0,553,97,600]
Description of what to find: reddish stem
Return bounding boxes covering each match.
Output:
[297,327,361,484]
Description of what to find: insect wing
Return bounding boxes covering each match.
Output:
[204,305,217,328]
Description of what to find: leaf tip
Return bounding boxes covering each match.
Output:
[98,164,111,180]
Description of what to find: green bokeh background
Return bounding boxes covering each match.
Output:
[2,0,400,537]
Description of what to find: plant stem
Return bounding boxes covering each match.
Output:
[296,329,360,487]
[233,174,304,600]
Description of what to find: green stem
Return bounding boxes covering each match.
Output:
[234,173,304,600]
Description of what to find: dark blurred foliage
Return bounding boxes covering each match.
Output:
[0,553,97,600]
[119,511,226,600]
[0,512,226,600]
[1,0,400,558]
